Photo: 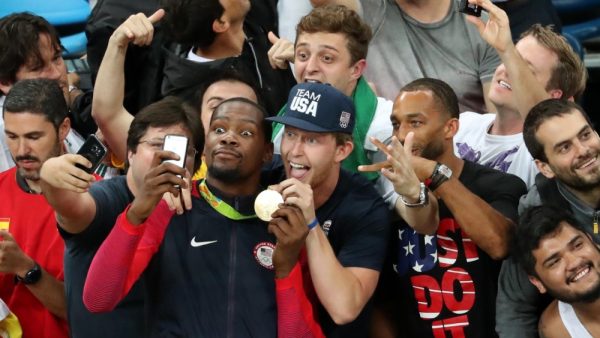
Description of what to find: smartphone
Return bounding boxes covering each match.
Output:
[162,135,188,185]
[459,0,482,17]
[76,134,107,174]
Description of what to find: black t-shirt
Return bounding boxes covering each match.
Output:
[383,161,526,338]
[60,176,146,338]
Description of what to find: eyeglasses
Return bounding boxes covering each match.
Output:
[138,138,199,158]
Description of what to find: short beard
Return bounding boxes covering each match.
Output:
[550,279,600,304]
[421,140,444,161]
[208,165,242,184]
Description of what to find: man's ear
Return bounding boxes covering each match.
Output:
[549,89,563,99]
[349,59,366,81]
[213,17,230,34]
[445,118,459,139]
[58,117,71,142]
[334,140,354,163]
[0,80,12,96]
[528,275,547,294]
[535,159,556,179]
[263,142,274,164]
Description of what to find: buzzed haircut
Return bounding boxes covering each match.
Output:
[523,98,592,162]
[296,4,372,65]
[193,69,263,113]
[0,13,62,85]
[127,96,204,172]
[161,0,224,49]
[513,205,585,277]
[212,97,272,141]
[400,78,460,119]
[3,78,67,130]
[521,24,587,100]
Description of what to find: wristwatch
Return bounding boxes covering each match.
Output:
[400,182,429,208]
[429,163,452,191]
[15,261,42,285]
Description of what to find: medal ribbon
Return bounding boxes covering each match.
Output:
[198,180,257,220]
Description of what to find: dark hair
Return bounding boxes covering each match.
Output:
[193,69,262,113]
[523,99,592,162]
[0,13,62,86]
[513,206,585,276]
[161,0,224,49]
[521,24,587,100]
[296,5,372,65]
[400,78,460,119]
[334,132,353,146]
[211,97,272,141]
[3,78,67,129]
[127,96,204,172]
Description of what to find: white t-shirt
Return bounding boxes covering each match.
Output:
[454,111,537,187]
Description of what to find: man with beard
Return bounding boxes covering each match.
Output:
[0,79,69,338]
[360,78,526,337]
[496,99,600,338]
[0,13,88,173]
[513,206,600,338]
[82,98,319,337]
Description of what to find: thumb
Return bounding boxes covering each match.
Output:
[148,8,166,24]
[267,31,279,45]
[0,230,14,242]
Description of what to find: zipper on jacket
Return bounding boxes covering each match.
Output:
[226,221,237,338]
[594,211,599,234]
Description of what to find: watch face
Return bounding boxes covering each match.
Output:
[438,164,453,178]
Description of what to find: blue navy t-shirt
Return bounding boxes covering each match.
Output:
[60,176,146,338]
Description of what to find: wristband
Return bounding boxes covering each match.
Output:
[307,218,319,230]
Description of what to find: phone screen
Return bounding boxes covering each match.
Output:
[76,135,107,174]
[162,135,188,170]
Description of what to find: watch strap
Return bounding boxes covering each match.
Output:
[429,163,451,191]
[15,261,42,285]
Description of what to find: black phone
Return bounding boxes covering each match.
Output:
[459,0,482,17]
[76,134,107,174]
[162,135,188,186]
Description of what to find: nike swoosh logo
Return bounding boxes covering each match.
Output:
[190,238,218,248]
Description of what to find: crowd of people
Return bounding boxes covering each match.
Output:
[0,0,597,337]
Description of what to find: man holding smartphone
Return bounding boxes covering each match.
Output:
[40,96,203,338]
[0,79,70,338]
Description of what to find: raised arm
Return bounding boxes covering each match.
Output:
[40,154,98,233]
[92,10,164,161]
[359,134,439,235]
[467,0,549,118]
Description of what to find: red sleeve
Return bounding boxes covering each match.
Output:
[83,201,173,312]
[276,253,325,338]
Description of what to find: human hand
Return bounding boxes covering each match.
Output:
[128,150,187,224]
[270,178,316,225]
[269,205,309,278]
[111,9,165,48]
[0,230,34,277]
[267,31,295,69]
[40,154,96,193]
[163,170,193,215]
[465,0,513,54]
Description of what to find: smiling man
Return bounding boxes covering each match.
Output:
[497,99,600,338]
[267,82,393,337]
[513,206,600,338]
[453,0,586,188]
[269,5,393,181]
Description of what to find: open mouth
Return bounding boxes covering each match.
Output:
[575,154,599,170]
[304,79,322,84]
[498,80,512,90]
[289,161,310,179]
[569,265,591,284]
